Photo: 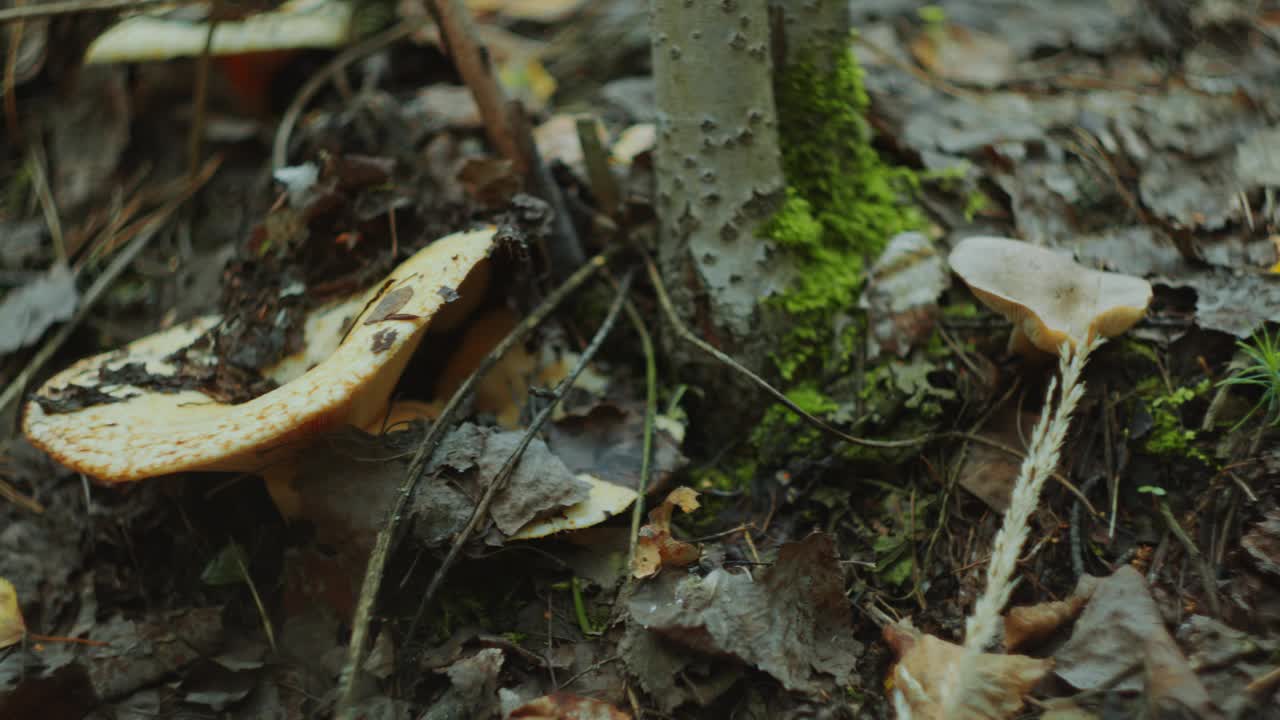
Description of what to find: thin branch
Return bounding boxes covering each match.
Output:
[623,299,655,563]
[425,0,522,173]
[333,247,619,719]
[273,18,430,169]
[642,254,927,450]
[641,253,1096,511]
[0,156,221,420]
[402,268,634,650]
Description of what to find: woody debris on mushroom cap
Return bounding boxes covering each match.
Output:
[23,228,497,483]
[948,236,1153,355]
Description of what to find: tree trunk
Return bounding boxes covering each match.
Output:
[650,0,789,383]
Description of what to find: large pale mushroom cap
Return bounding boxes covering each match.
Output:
[948,236,1153,354]
[23,228,496,482]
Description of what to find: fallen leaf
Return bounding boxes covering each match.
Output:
[1005,575,1099,651]
[629,533,862,693]
[1054,566,1215,715]
[631,487,700,578]
[884,619,1051,720]
[910,24,1016,88]
[547,403,686,496]
[0,577,25,648]
[0,263,78,356]
[1241,510,1280,577]
[857,231,950,360]
[610,124,656,166]
[956,408,1042,512]
[510,475,636,540]
[507,693,631,720]
[458,157,523,208]
[424,648,505,719]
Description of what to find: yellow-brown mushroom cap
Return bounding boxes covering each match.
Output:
[23,228,496,482]
[948,236,1152,354]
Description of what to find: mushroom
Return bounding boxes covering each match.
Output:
[23,228,497,490]
[948,236,1153,355]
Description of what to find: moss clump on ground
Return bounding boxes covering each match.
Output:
[750,383,839,455]
[763,41,923,382]
[1140,378,1213,464]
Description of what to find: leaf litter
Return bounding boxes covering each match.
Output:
[6,0,1280,717]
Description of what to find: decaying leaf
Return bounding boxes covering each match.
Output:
[1004,575,1099,651]
[1053,566,1215,715]
[909,24,1016,89]
[507,693,631,720]
[628,533,862,694]
[956,408,1042,513]
[631,487,700,578]
[0,264,78,356]
[0,578,24,649]
[885,619,1051,720]
[422,648,505,720]
[547,403,686,496]
[510,476,636,540]
[1242,510,1280,577]
[858,231,950,360]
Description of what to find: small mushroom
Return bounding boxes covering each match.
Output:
[23,228,497,485]
[948,236,1152,355]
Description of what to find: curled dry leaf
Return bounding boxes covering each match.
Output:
[1004,575,1099,652]
[885,619,1051,720]
[507,692,631,720]
[631,487,700,579]
[0,577,24,649]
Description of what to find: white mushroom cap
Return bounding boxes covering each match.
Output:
[23,228,496,482]
[948,236,1153,354]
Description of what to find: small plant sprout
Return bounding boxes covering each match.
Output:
[1218,326,1280,430]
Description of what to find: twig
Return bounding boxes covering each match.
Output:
[1157,498,1221,616]
[509,101,585,274]
[232,547,277,653]
[4,15,23,142]
[425,0,522,173]
[273,18,430,169]
[0,476,43,514]
[0,156,220,421]
[642,253,1096,511]
[0,0,185,23]
[188,18,217,178]
[402,269,634,649]
[644,254,927,450]
[576,115,620,215]
[428,0,584,273]
[623,300,655,563]
[333,248,619,719]
[27,141,66,264]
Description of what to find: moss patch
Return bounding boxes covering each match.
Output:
[764,39,923,382]
[1140,378,1213,464]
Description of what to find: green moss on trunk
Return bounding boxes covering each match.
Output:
[763,40,922,381]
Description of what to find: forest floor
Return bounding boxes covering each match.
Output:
[3,0,1280,718]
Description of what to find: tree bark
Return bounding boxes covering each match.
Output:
[650,0,788,379]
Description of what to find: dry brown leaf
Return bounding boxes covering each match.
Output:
[1004,575,1099,652]
[957,407,1042,512]
[0,577,24,648]
[885,619,1051,720]
[909,24,1015,88]
[507,692,631,720]
[631,487,700,579]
